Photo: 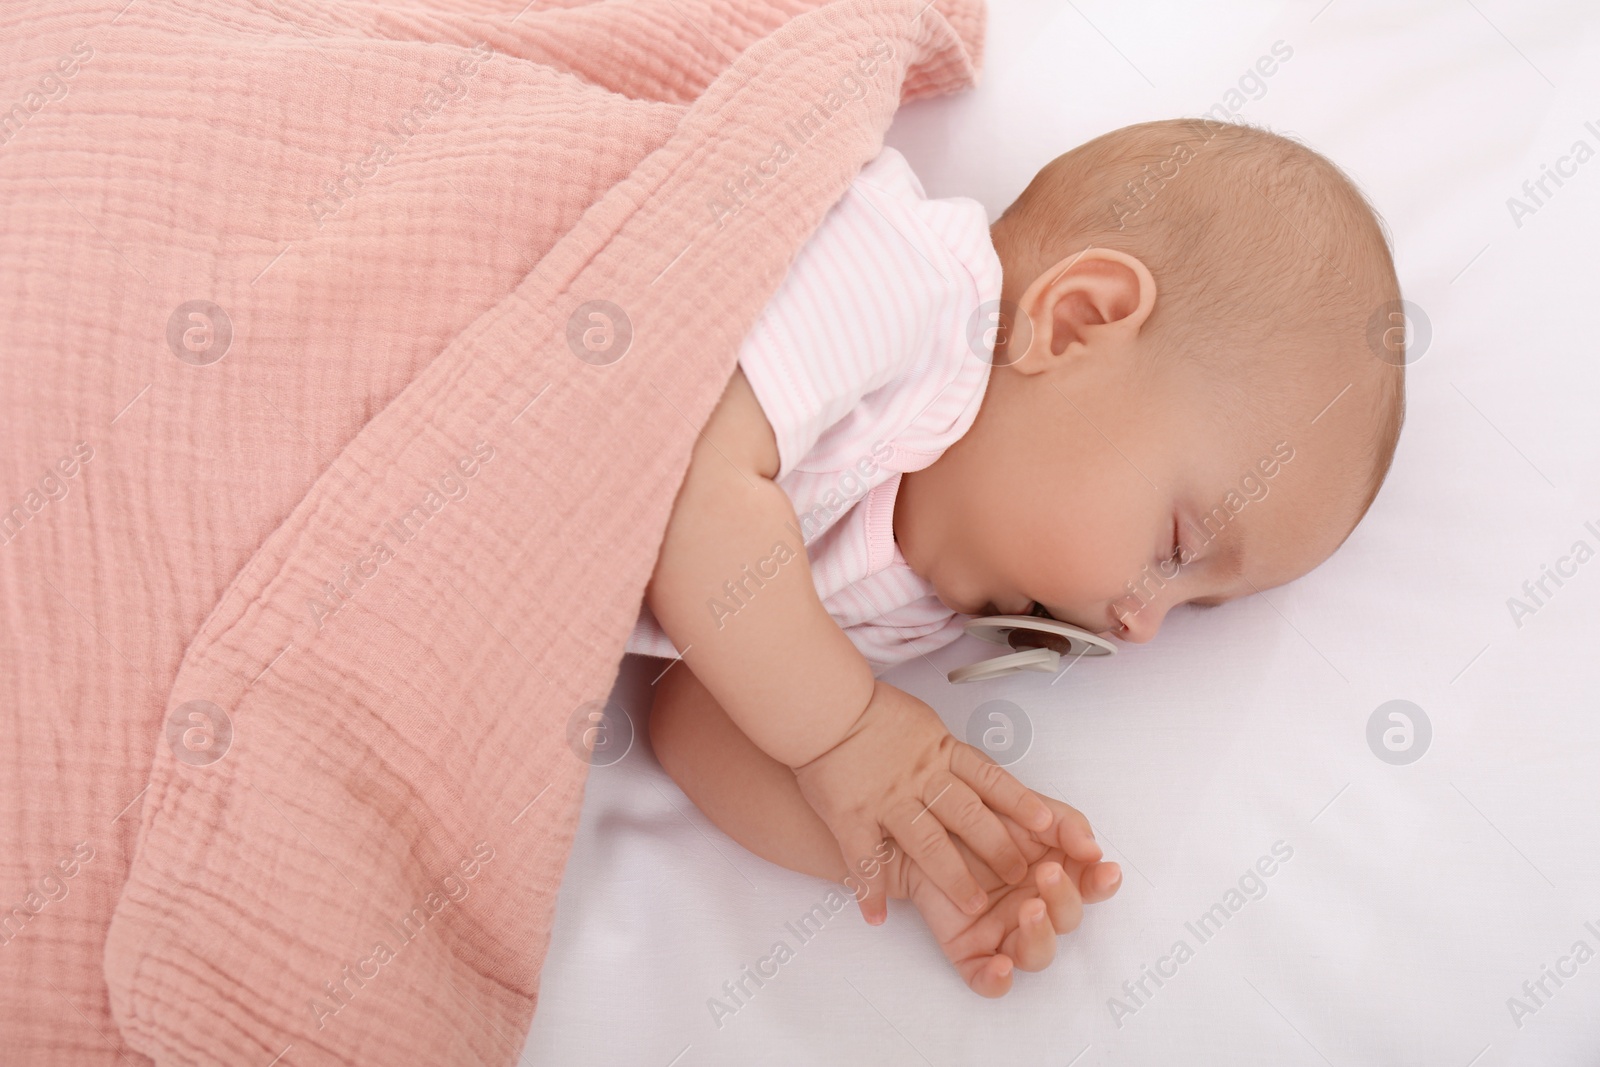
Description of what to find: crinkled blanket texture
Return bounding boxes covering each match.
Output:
[0,0,985,1062]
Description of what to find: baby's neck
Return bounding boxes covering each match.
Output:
[892,448,957,586]
[891,466,927,575]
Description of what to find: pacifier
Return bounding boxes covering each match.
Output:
[946,608,1115,684]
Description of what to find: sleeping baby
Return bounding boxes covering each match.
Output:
[633,118,1406,995]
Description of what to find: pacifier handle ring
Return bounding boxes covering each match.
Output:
[946,647,1059,684]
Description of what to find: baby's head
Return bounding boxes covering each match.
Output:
[895,119,1406,642]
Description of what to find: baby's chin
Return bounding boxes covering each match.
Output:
[928,589,995,616]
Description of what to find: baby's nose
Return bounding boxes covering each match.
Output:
[1110,601,1164,643]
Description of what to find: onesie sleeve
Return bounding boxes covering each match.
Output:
[737,146,1000,480]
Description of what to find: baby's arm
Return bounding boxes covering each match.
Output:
[649,660,869,883]
[649,663,1123,995]
[646,369,1050,920]
[643,367,870,772]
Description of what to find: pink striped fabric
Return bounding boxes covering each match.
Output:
[628,145,1003,669]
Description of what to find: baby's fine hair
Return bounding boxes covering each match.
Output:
[992,119,1405,525]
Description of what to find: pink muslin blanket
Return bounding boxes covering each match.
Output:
[0,0,985,1062]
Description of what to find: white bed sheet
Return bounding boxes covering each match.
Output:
[524,1,1600,1063]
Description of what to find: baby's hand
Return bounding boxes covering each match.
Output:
[891,795,1120,997]
[793,680,1056,924]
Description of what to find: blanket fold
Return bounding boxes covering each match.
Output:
[0,0,985,1061]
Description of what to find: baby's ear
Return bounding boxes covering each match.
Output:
[1014,248,1156,372]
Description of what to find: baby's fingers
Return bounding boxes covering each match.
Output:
[959,954,1016,999]
[1003,897,1059,974]
[1078,859,1122,905]
[951,745,1052,833]
[929,778,1030,887]
[838,827,892,926]
[1036,796,1104,863]
[1035,860,1086,937]
[887,805,989,916]
[1002,860,1116,974]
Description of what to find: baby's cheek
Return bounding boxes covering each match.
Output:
[1052,531,1146,598]
[1003,488,1154,610]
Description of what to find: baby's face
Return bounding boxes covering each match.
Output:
[894,252,1382,643]
[962,376,1368,642]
